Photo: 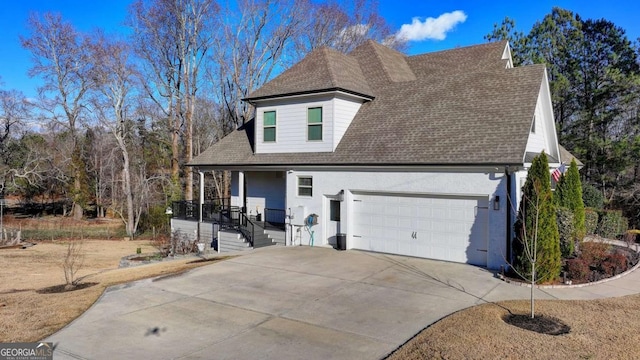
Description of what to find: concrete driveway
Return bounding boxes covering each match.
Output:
[46,245,638,359]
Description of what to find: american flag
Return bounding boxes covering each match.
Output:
[552,163,566,182]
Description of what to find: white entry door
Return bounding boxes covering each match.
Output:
[352,193,488,266]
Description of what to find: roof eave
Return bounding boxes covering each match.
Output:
[243,87,374,104]
[190,162,525,172]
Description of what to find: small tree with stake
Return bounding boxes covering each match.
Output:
[62,240,85,290]
[513,152,561,318]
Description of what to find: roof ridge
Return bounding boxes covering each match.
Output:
[368,41,392,83]
[360,40,415,83]
[409,40,507,59]
[322,47,340,87]
[245,44,373,100]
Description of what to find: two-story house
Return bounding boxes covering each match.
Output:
[178,40,576,270]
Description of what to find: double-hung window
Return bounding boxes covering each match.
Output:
[264,110,276,142]
[297,176,313,197]
[307,107,322,141]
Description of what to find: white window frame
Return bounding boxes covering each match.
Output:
[297,176,313,197]
[263,110,277,142]
[307,107,323,141]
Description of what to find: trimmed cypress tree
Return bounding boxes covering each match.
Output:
[514,152,562,283]
[554,159,586,242]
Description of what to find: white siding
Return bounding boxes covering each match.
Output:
[525,70,560,163]
[525,109,545,153]
[171,219,198,242]
[245,171,286,214]
[254,93,365,154]
[230,171,286,212]
[255,95,334,154]
[332,95,363,151]
[285,170,509,269]
[170,220,216,248]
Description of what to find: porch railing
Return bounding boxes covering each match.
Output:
[171,198,231,222]
[239,212,255,247]
[263,208,286,230]
[171,200,283,248]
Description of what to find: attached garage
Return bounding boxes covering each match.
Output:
[351,192,489,267]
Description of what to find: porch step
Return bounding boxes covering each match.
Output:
[218,230,252,252]
[265,229,286,246]
[252,231,274,248]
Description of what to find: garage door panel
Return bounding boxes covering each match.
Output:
[384,217,398,228]
[384,206,398,216]
[398,218,412,228]
[353,193,488,266]
[416,207,430,218]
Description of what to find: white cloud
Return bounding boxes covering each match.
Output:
[334,23,371,47]
[396,10,467,42]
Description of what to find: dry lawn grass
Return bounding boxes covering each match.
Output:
[3,215,123,231]
[388,295,640,360]
[0,239,228,342]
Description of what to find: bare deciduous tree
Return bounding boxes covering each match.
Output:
[0,88,32,193]
[128,0,184,199]
[210,0,304,127]
[89,33,140,237]
[128,0,218,201]
[175,0,219,201]
[21,12,93,219]
[62,240,85,289]
[295,0,406,56]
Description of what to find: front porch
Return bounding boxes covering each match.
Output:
[169,199,286,253]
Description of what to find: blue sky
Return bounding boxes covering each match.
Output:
[1,0,639,98]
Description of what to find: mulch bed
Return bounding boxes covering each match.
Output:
[504,243,639,285]
[36,282,99,294]
[503,314,571,335]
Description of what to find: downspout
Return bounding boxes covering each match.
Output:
[243,174,247,215]
[199,171,204,223]
[505,166,512,264]
[287,208,293,246]
[199,171,204,247]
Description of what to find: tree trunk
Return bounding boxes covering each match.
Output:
[223,170,230,199]
[73,174,83,220]
[171,111,180,184]
[122,149,135,238]
[530,264,535,319]
[184,94,194,201]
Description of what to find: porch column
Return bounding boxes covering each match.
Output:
[238,171,245,212]
[199,171,204,223]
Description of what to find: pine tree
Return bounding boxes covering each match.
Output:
[554,159,586,243]
[514,152,562,283]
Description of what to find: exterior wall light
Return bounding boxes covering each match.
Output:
[493,196,500,210]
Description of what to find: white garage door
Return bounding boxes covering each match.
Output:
[352,193,488,266]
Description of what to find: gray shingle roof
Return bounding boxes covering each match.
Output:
[407,41,510,77]
[524,146,582,166]
[558,145,583,166]
[350,40,416,86]
[246,47,374,100]
[191,41,546,168]
[525,152,560,164]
